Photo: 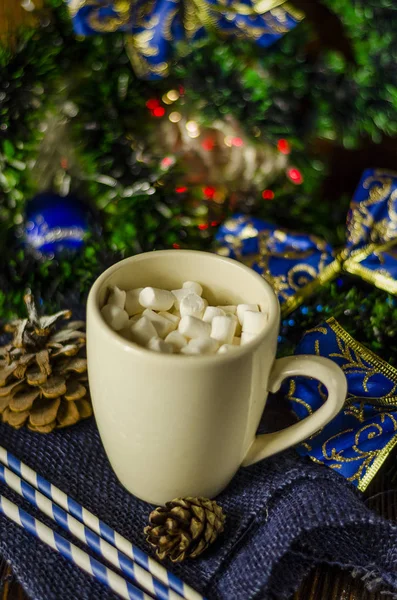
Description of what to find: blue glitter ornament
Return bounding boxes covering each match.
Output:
[24,192,89,256]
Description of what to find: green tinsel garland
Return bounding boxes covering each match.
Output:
[171,0,397,146]
[0,1,207,317]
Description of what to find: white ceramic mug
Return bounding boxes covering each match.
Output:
[87,250,347,505]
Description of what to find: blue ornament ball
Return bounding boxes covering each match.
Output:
[24,192,89,256]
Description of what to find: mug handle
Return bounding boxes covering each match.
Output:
[242,355,347,467]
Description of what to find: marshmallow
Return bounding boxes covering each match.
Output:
[139,287,174,311]
[143,309,175,338]
[111,280,265,356]
[120,315,139,337]
[202,306,225,323]
[119,315,141,340]
[225,313,238,324]
[171,288,191,310]
[241,332,257,345]
[119,326,132,340]
[179,315,211,339]
[237,304,259,326]
[217,344,238,354]
[182,281,203,296]
[180,345,200,355]
[129,314,141,326]
[147,336,174,354]
[242,311,268,334]
[130,316,158,346]
[165,331,188,351]
[107,286,126,310]
[225,312,240,335]
[184,337,219,355]
[217,305,237,315]
[211,315,237,345]
[101,304,129,331]
[159,311,180,326]
[181,339,217,355]
[125,288,144,316]
[180,293,206,319]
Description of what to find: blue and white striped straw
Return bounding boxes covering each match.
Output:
[0,446,204,600]
[0,494,151,600]
[0,463,182,600]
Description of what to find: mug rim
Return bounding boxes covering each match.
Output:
[87,250,280,365]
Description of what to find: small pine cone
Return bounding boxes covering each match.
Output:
[144,497,225,562]
[0,294,92,433]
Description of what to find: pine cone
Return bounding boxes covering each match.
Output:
[0,294,92,433]
[144,497,225,562]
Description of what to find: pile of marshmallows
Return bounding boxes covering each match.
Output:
[101,281,267,356]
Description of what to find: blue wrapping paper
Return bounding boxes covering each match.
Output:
[216,169,397,313]
[344,169,397,293]
[67,0,303,78]
[283,317,397,491]
[216,215,340,314]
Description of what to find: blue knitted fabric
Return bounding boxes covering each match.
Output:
[0,418,397,600]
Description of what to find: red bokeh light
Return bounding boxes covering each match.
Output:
[146,98,159,110]
[262,189,275,200]
[175,186,188,194]
[201,137,215,151]
[161,157,174,168]
[277,139,291,154]
[203,186,216,198]
[198,223,209,230]
[178,85,185,96]
[153,106,165,118]
[287,167,304,185]
[231,137,244,147]
[210,220,220,227]
[172,243,181,249]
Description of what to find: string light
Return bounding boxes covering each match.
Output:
[167,89,179,102]
[198,223,209,230]
[201,137,215,151]
[172,243,181,249]
[287,167,304,184]
[186,121,198,132]
[262,189,275,200]
[277,139,291,154]
[21,0,35,11]
[231,137,244,147]
[169,111,181,123]
[162,94,173,105]
[146,98,159,110]
[153,106,165,118]
[175,186,188,193]
[161,156,174,169]
[203,186,216,198]
[186,120,200,138]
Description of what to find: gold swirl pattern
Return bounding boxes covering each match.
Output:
[216,169,397,314]
[284,318,397,491]
[67,0,303,79]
